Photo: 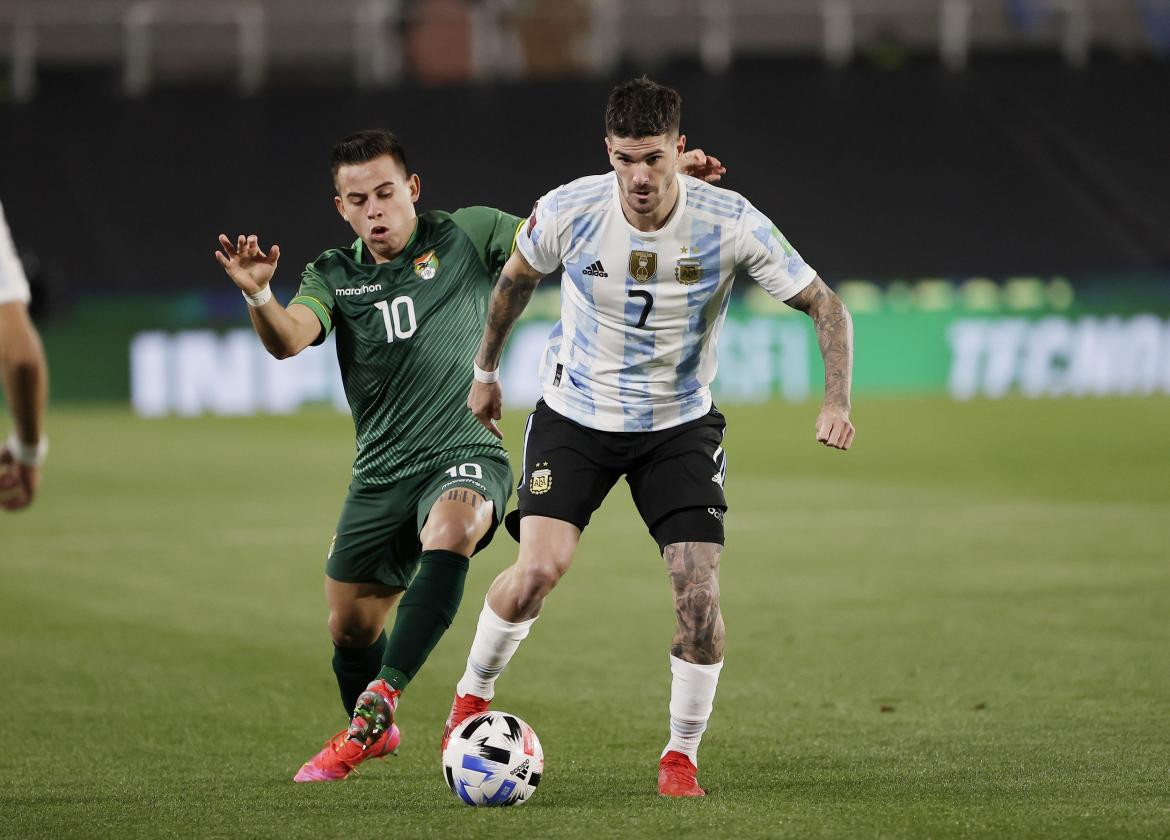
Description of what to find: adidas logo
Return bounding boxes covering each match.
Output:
[581,260,608,277]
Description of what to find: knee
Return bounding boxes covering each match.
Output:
[327,612,381,649]
[664,542,723,619]
[515,557,568,601]
[420,516,479,556]
[677,578,720,618]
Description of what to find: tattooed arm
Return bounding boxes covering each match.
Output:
[785,276,856,450]
[466,248,545,439]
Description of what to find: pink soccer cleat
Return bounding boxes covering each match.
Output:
[657,750,706,798]
[294,680,401,783]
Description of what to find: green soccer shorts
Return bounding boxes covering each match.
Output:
[325,453,513,589]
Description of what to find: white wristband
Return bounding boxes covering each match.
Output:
[6,432,48,467]
[473,362,499,384]
[242,285,273,307]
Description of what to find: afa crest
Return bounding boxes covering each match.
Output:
[529,463,552,495]
[675,257,702,285]
[628,250,657,283]
[413,250,439,280]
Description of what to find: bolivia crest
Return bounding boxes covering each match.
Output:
[413,250,439,280]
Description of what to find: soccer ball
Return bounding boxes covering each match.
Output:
[442,711,544,806]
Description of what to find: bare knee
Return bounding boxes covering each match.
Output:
[516,558,567,600]
[421,493,491,557]
[491,553,572,619]
[327,611,383,649]
[420,517,478,556]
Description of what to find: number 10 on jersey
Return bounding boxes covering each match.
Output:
[373,296,418,342]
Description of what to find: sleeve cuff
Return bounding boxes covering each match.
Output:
[768,264,817,303]
[509,217,526,256]
[290,294,333,338]
[516,232,559,276]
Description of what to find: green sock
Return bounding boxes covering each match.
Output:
[377,549,470,692]
[332,631,386,716]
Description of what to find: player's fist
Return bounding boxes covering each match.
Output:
[467,380,504,440]
[215,233,280,294]
[815,405,854,451]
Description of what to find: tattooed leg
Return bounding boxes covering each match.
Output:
[663,541,725,665]
[661,541,725,776]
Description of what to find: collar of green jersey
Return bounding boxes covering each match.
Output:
[353,217,420,266]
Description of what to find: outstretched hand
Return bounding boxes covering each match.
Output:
[677,149,727,184]
[215,234,280,295]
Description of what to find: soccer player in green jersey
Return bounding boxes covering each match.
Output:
[215,129,726,782]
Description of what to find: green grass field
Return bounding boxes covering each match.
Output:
[2,397,1169,839]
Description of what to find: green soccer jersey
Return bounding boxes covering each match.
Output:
[291,207,523,484]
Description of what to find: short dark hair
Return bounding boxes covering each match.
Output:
[604,76,681,139]
[330,129,410,185]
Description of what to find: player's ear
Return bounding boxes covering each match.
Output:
[676,133,687,157]
[334,195,346,218]
[408,173,421,204]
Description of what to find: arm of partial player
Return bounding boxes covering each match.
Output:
[0,302,48,446]
[0,301,49,509]
[466,248,545,439]
[784,276,856,451]
[215,233,321,359]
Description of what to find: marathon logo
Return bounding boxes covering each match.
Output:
[440,479,488,493]
[335,283,383,297]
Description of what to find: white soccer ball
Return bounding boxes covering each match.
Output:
[442,711,544,806]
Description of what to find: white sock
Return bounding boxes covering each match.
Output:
[662,655,724,766]
[455,600,537,700]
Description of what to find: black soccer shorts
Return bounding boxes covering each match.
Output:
[505,400,728,549]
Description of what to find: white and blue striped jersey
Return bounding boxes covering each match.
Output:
[0,201,31,305]
[515,173,816,432]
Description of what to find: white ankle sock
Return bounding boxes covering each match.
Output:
[662,655,724,766]
[455,601,537,700]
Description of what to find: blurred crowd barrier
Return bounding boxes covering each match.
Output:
[0,0,1166,100]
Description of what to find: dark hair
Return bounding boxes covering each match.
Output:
[604,76,681,138]
[330,129,410,184]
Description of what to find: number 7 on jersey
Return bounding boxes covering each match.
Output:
[628,290,653,329]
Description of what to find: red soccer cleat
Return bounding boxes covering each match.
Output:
[293,680,401,783]
[658,750,706,798]
[440,691,490,753]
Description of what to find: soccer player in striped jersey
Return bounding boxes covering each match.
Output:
[214,129,727,782]
[447,77,855,797]
[0,200,49,511]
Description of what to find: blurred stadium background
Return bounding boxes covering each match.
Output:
[2,1,1168,838]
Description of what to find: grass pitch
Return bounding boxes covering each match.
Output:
[2,396,1168,839]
